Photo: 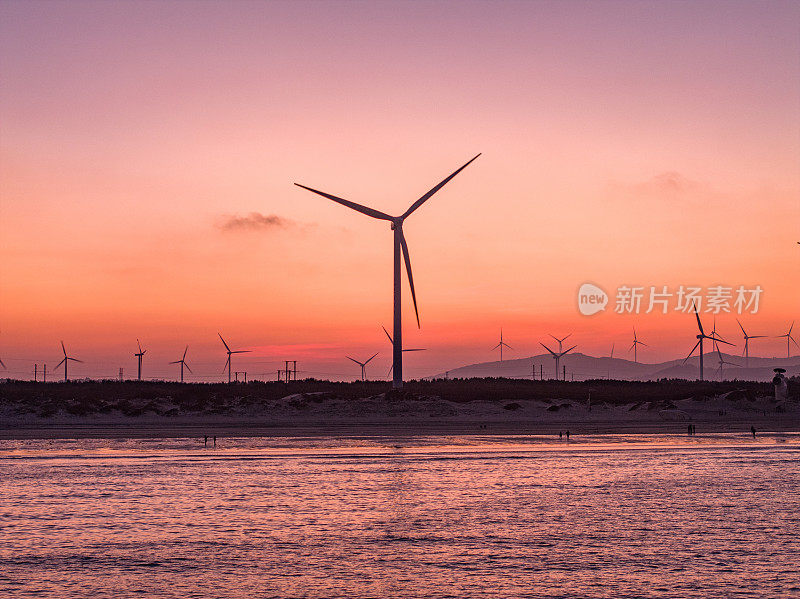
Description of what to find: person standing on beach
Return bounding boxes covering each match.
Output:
[213,436,217,447]
[559,431,563,439]
[566,430,570,440]
[751,426,756,438]
[204,436,208,447]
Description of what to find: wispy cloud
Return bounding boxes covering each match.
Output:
[218,213,294,232]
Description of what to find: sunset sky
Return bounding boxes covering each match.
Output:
[1,0,798,381]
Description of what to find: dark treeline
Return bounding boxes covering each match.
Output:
[1,378,794,419]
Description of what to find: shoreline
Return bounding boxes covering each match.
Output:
[2,417,797,440]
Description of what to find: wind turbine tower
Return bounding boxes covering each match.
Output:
[219,334,251,383]
[295,154,480,389]
[736,319,766,367]
[540,341,577,380]
[169,346,192,383]
[629,328,647,363]
[683,302,733,381]
[776,322,799,358]
[347,352,379,381]
[492,329,512,362]
[134,339,146,381]
[55,341,82,382]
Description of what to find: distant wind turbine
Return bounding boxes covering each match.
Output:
[629,328,647,363]
[219,333,251,383]
[683,302,733,381]
[55,341,82,382]
[492,329,512,362]
[169,345,192,383]
[715,349,739,381]
[347,352,379,381]
[776,321,799,358]
[736,319,766,367]
[134,339,146,381]
[549,333,572,353]
[540,342,576,380]
[295,154,480,389]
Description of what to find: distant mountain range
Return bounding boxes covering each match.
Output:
[432,352,800,383]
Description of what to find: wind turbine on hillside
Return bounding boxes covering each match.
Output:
[169,346,192,383]
[683,302,733,381]
[629,328,647,363]
[219,333,251,383]
[347,352,379,381]
[492,329,512,362]
[382,326,426,377]
[776,322,799,358]
[549,334,571,353]
[295,154,480,389]
[715,349,739,382]
[134,339,146,381]
[540,341,576,380]
[55,341,82,382]
[736,319,766,367]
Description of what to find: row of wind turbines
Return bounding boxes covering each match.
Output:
[489,309,798,382]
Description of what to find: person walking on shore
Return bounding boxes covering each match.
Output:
[751,426,756,439]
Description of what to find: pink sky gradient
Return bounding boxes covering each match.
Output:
[1,0,798,381]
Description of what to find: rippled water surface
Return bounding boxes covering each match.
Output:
[2,434,799,598]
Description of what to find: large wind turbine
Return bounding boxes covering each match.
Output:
[736,319,766,367]
[629,328,647,363]
[295,154,480,389]
[382,326,426,377]
[492,329,512,362]
[683,302,733,381]
[55,341,82,382]
[134,339,146,381]
[776,321,799,358]
[540,342,576,380]
[219,333,251,383]
[347,352,379,381]
[169,345,192,383]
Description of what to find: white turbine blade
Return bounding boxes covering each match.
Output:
[222,356,230,373]
[639,341,648,347]
[169,360,181,364]
[294,183,393,221]
[184,362,193,374]
[628,343,635,352]
[403,348,426,352]
[382,326,394,345]
[549,334,560,343]
[137,338,142,353]
[68,357,83,363]
[346,356,363,366]
[61,341,67,357]
[365,352,379,365]
[683,340,701,363]
[401,154,481,220]
[749,335,767,339]
[55,358,66,369]
[561,345,577,356]
[387,363,393,377]
[0,357,5,369]
[503,343,513,349]
[539,342,557,357]
[492,342,501,350]
[399,229,420,328]
[790,321,795,335]
[707,335,734,347]
[231,350,251,354]
[218,333,231,352]
[183,345,188,360]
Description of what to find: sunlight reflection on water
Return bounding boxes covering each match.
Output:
[1,434,798,598]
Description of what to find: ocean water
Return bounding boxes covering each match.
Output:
[1,434,798,598]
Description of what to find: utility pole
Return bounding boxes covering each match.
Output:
[234,371,247,383]
[540,364,543,380]
[34,364,38,382]
[562,364,566,381]
[119,368,123,382]
[43,364,47,383]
